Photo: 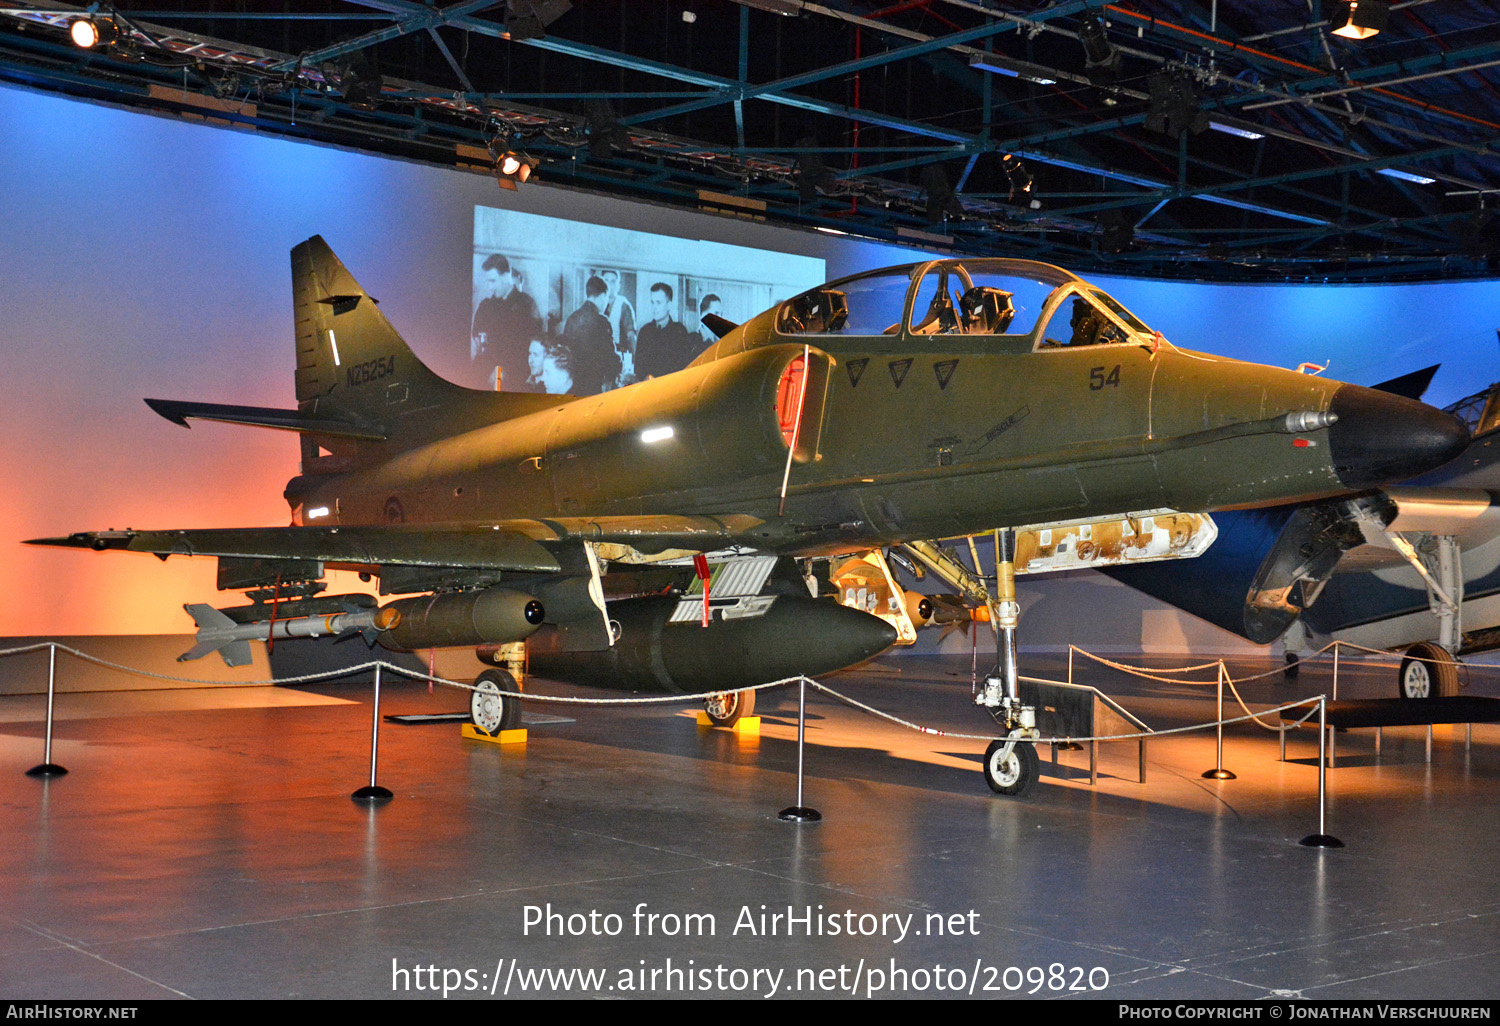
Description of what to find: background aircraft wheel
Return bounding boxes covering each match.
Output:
[983,738,1039,797]
[1397,643,1458,699]
[1283,652,1300,681]
[471,668,522,734]
[703,689,755,727]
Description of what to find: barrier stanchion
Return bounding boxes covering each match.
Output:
[1300,697,1344,848]
[1202,661,1236,780]
[352,664,393,803]
[25,644,67,779]
[0,642,1366,847]
[778,677,821,823]
[1332,642,1341,701]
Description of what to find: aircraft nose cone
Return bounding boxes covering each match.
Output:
[1328,384,1470,489]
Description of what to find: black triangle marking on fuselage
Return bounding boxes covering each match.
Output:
[847,357,869,387]
[889,358,913,388]
[934,359,959,390]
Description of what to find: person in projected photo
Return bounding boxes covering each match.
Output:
[562,275,620,395]
[696,293,722,345]
[540,342,575,395]
[600,269,638,388]
[635,281,695,380]
[523,338,547,392]
[470,252,543,390]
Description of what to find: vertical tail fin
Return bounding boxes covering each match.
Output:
[289,236,567,474]
[292,235,461,426]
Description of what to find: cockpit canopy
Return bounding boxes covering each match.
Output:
[775,258,1153,350]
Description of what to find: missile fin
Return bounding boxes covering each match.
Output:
[184,603,237,630]
[219,640,255,668]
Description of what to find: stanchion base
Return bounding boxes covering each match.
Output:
[1202,768,1237,780]
[25,763,67,778]
[778,806,821,822]
[1299,833,1345,849]
[351,785,394,803]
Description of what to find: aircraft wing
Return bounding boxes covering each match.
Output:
[26,514,766,574]
[1337,487,1500,574]
[28,524,565,572]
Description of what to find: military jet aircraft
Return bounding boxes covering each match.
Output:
[30,237,1469,796]
[1106,369,1500,701]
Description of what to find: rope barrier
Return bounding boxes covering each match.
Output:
[0,641,1331,746]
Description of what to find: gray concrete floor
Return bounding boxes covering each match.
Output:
[1,650,1498,1000]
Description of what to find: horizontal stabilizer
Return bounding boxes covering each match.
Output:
[699,312,738,340]
[1370,364,1440,402]
[144,399,386,441]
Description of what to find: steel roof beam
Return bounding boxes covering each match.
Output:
[268,0,500,72]
[615,13,1060,128]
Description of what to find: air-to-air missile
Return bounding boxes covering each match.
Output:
[34,238,1470,795]
[180,602,401,667]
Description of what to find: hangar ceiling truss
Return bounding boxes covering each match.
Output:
[1,0,1497,282]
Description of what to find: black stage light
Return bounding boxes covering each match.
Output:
[795,137,834,204]
[1144,70,1209,139]
[1000,153,1032,203]
[1099,211,1135,254]
[337,52,383,109]
[584,100,629,160]
[1332,0,1389,40]
[495,150,539,190]
[1078,14,1122,86]
[920,165,964,224]
[69,16,119,49]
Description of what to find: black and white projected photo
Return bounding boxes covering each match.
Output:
[470,206,825,394]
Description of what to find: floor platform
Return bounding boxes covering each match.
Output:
[2,651,1498,1000]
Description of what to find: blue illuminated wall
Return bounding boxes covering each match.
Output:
[3,81,1498,641]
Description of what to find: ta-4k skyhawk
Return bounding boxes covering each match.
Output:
[32,237,1467,796]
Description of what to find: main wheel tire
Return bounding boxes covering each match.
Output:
[983,738,1039,797]
[1283,651,1301,682]
[471,668,522,734]
[1397,642,1459,699]
[703,689,755,727]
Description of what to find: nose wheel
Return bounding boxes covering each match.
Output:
[983,738,1039,796]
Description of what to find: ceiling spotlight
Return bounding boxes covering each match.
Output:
[1000,153,1032,202]
[1145,70,1209,139]
[69,16,118,49]
[336,52,383,109]
[495,151,539,190]
[795,136,834,204]
[584,100,629,161]
[1077,14,1122,86]
[1099,211,1135,254]
[1332,0,1388,40]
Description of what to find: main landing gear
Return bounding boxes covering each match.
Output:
[703,689,756,727]
[1397,642,1459,700]
[471,668,523,734]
